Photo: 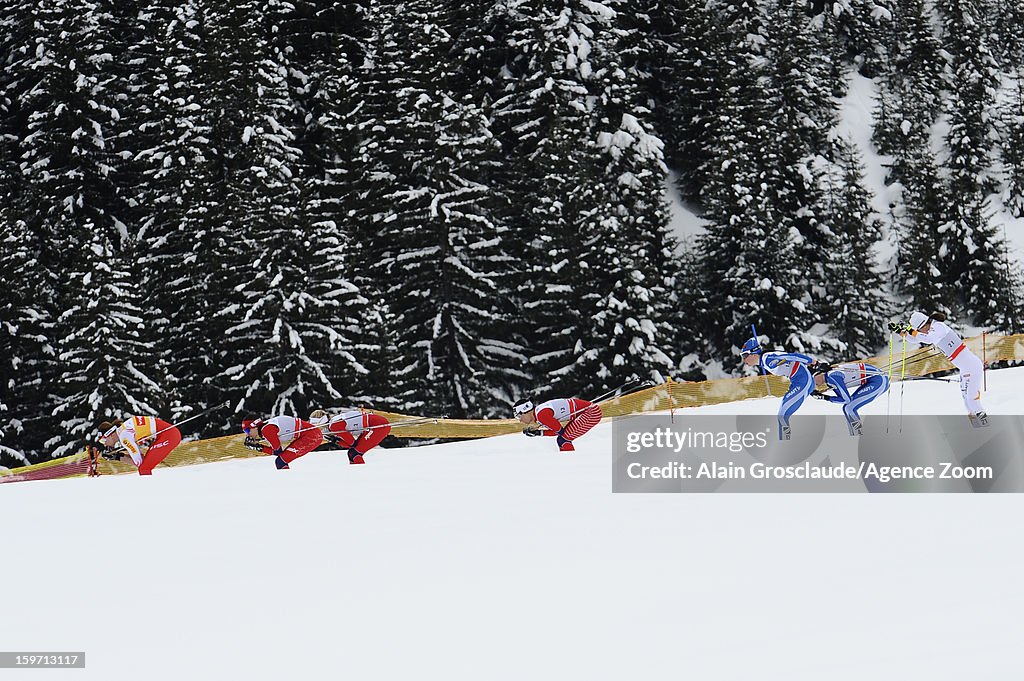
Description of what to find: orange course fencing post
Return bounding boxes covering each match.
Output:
[667,376,677,423]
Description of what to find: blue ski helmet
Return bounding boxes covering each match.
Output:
[740,337,762,356]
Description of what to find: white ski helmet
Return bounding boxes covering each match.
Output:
[909,311,929,330]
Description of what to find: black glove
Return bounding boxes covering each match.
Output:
[243,436,264,452]
[523,427,543,437]
[101,450,124,461]
[325,434,342,446]
[887,321,910,334]
[810,391,831,401]
[809,361,831,374]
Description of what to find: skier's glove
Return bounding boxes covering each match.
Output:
[810,391,831,401]
[101,450,124,461]
[325,434,342,446]
[243,437,264,452]
[808,361,831,374]
[887,321,911,334]
[522,427,543,437]
[139,437,155,450]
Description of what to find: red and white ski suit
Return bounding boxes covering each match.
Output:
[113,415,181,475]
[255,415,324,464]
[325,411,391,455]
[535,398,602,447]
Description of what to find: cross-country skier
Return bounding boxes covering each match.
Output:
[513,397,602,452]
[889,311,988,427]
[97,416,182,476]
[241,416,323,469]
[740,337,815,440]
[308,409,391,465]
[811,362,890,436]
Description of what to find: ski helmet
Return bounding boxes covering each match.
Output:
[740,337,762,356]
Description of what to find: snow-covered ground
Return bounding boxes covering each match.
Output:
[2,369,1023,680]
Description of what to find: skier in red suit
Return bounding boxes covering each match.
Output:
[309,409,390,464]
[513,397,602,452]
[98,416,181,475]
[242,415,323,470]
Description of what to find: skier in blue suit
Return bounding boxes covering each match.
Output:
[811,362,889,436]
[741,337,814,441]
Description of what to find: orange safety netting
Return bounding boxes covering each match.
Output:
[3,332,1019,484]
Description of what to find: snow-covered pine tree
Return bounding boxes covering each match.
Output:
[492,0,678,398]
[644,0,721,199]
[0,4,23,463]
[873,0,952,320]
[815,0,894,77]
[763,1,850,358]
[355,0,525,418]
[817,138,888,356]
[987,0,1024,70]
[0,146,38,465]
[16,0,165,456]
[999,69,1024,219]
[894,147,955,317]
[698,0,815,361]
[563,0,678,392]
[110,0,228,435]
[937,0,1021,331]
[200,0,352,419]
[0,0,60,463]
[872,0,944,168]
[282,1,377,410]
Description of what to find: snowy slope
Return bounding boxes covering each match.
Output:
[2,370,1024,681]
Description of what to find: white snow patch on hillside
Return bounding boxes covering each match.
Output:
[664,170,707,248]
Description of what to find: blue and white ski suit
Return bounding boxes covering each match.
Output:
[760,351,814,438]
[823,363,889,425]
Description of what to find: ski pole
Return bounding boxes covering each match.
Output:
[886,331,893,434]
[899,335,907,433]
[900,376,957,383]
[590,378,654,405]
[375,416,441,431]
[752,323,771,397]
[878,346,945,375]
[249,414,441,442]
[100,400,229,460]
[161,400,232,437]
[529,384,654,434]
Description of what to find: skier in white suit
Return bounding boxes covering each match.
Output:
[889,311,987,427]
